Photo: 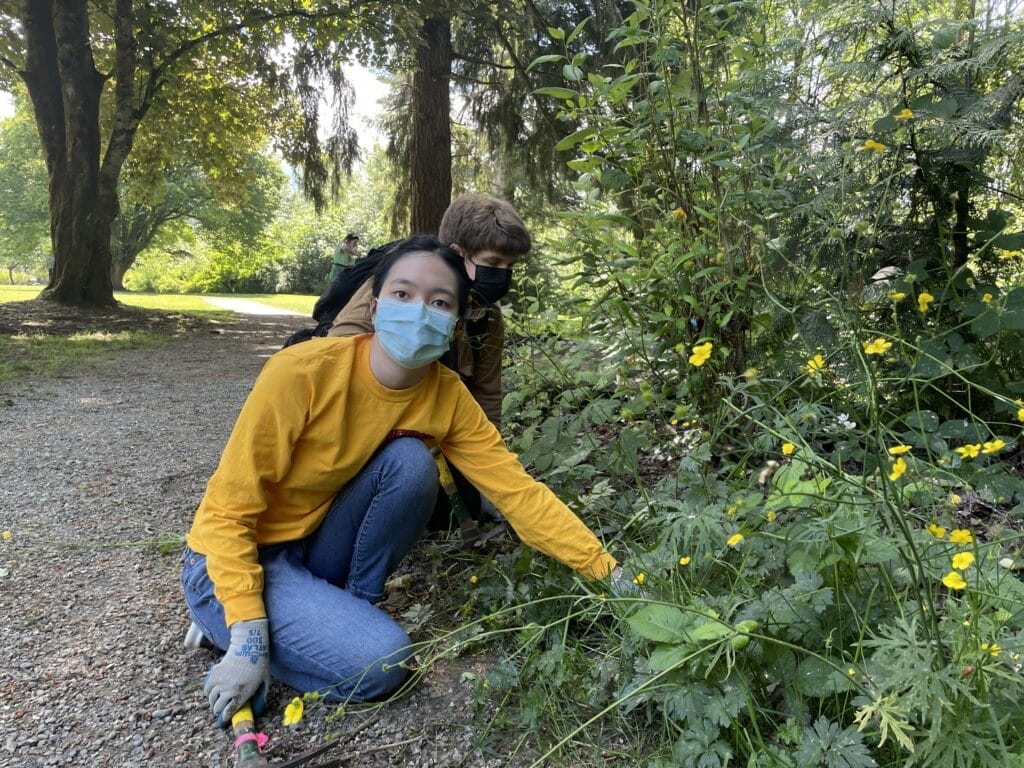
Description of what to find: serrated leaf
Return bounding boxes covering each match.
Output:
[627,604,689,643]
[798,717,877,768]
[648,642,693,671]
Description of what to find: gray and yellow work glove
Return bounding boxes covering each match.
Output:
[203,618,270,725]
[610,565,643,597]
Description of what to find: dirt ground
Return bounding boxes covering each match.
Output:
[0,299,510,768]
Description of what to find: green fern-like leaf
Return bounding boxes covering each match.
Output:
[797,717,877,768]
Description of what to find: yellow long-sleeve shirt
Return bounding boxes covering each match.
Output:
[187,334,616,625]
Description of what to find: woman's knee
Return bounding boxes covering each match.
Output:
[316,624,414,702]
[377,437,436,487]
[343,635,413,701]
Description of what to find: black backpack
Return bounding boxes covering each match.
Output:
[282,242,397,348]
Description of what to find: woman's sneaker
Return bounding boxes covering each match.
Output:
[183,621,216,650]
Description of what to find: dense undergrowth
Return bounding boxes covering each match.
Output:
[414,1,1024,766]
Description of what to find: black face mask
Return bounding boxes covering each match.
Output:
[470,265,513,304]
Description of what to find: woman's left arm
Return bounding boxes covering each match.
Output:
[440,388,617,579]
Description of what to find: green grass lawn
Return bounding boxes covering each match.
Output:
[0,287,316,384]
[0,285,317,315]
[0,284,42,303]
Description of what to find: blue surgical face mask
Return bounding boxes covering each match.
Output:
[374,298,456,369]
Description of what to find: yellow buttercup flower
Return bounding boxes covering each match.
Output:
[766,511,777,523]
[981,642,1002,658]
[942,571,967,590]
[726,505,737,516]
[918,291,935,314]
[1017,407,1024,422]
[633,572,646,586]
[950,494,961,506]
[955,444,981,460]
[863,338,892,355]
[806,354,826,376]
[672,208,687,219]
[888,291,906,301]
[887,444,912,456]
[727,533,744,547]
[679,556,691,566]
[1,530,11,541]
[470,575,478,584]
[982,439,1006,454]
[688,342,714,367]
[781,442,795,456]
[894,108,914,122]
[888,457,907,481]
[283,696,304,726]
[949,529,973,545]
[926,523,947,539]
[982,293,994,306]
[858,139,886,153]
[952,552,975,570]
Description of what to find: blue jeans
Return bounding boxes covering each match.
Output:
[181,438,438,702]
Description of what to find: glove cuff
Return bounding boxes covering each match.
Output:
[228,618,269,661]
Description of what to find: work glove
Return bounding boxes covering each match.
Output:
[203,618,270,725]
[610,565,643,597]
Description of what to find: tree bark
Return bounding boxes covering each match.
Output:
[409,17,452,235]
[21,0,116,306]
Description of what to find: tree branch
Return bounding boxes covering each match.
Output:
[452,51,515,70]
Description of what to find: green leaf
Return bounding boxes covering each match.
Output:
[562,64,584,82]
[903,410,939,432]
[599,168,630,190]
[566,17,591,44]
[553,126,599,152]
[872,114,897,133]
[689,621,733,642]
[547,26,565,40]
[1001,288,1024,330]
[628,604,689,643]
[648,642,692,671]
[794,656,855,697]
[938,419,984,439]
[527,54,564,71]
[971,310,1001,339]
[909,93,958,118]
[533,86,577,100]
[932,28,957,49]
[993,231,1024,250]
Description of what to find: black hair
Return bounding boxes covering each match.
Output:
[370,234,471,316]
[344,233,359,242]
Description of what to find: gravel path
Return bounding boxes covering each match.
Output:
[0,314,501,768]
[200,299,303,316]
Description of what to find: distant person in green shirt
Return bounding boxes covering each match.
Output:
[329,233,360,282]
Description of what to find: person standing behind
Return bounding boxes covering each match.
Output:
[329,233,360,283]
[327,195,530,522]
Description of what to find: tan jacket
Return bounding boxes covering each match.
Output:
[327,280,504,428]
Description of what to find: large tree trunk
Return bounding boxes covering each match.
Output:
[21,0,117,306]
[408,17,452,235]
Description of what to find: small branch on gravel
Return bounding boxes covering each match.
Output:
[307,735,426,768]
